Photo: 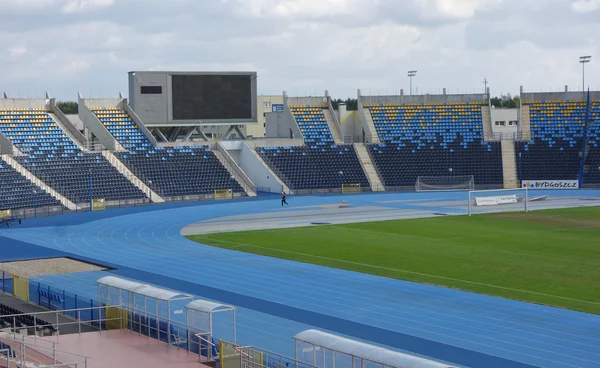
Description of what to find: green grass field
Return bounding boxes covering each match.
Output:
[186,207,600,314]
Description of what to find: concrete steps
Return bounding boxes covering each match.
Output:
[480,106,493,141]
[363,109,380,144]
[322,109,343,144]
[501,140,518,188]
[101,151,164,203]
[521,105,531,141]
[243,142,292,194]
[1,154,77,210]
[353,143,385,191]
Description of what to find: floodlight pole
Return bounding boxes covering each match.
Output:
[580,56,591,92]
[408,70,417,96]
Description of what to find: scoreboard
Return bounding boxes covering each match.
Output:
[128,71,257,126]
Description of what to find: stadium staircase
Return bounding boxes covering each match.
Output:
[520,104,532,140]
[214,143,257,197]
[0,154,76,210]
[515,100,586,181]
[101,150,165,203]
[353,143,384,191]
[480,105,493,141]
[365,102,503,187]
[48,108,88,151]
[500,140,518,188]
[90,108,245,197]
[0,108,144,204]
[361,108,380,144]
[322,109,343,144]
[257,104,370,191]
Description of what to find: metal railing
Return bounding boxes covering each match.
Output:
[0,331,89,367]
[0,304,213,360]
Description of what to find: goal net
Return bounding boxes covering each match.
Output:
[415,175,475,192]
[468,188,529,216]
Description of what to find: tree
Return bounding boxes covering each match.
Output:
[331,98,358,110]
[490,94,520,109]
[57,101,78,114]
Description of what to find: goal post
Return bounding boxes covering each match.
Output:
[415,175,474,192]
[214,189,233,200]
[468,188,529,216]
[342,184,361,194]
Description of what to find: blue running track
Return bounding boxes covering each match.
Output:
[1,191,599,368]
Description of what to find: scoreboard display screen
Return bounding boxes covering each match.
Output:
[171,74,253,120]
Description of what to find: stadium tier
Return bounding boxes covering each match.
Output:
[291,105,334,145]
[258,105,369,190]
[515,100,586,181]
[583,100,600,185]
[0,108,145,203]
[0,161,61,211]
[365,102,503,186]
[90,108,243,196]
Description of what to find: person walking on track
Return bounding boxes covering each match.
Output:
[281,191,289,207]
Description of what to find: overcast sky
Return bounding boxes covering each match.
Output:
[0,0,599,101]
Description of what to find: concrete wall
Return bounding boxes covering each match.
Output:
[359,89,487,105]
[65,114,85,131]
[0,98,50,109]
[0,132,14,155]
[519,87,600,102]
[245,138,304,148]
[82,97,123,109]
[490,108,519,134]
[340,111,362,143]
[265,111,302,139]
[128,71,169,124]
[239,142,285,193]
[285,94,328,106]
[120,99,158,146]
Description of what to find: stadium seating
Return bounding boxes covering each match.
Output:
[365,102,503,186]
[516,100,586,181]
[583,100,600,185]
[0,108,146,203]
[256,105,369,190]
[90,108,242,196]
[0,162,60,211]
[290,105,334,145]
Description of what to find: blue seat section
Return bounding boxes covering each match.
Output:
[0,162,60,211]
[0,108,146,203]
[366,102,502,186]
[290,104,334,145]
[515,100,586,180]
[258,145,370,189]
[583,100,600,184]
[90,108,243,195]
[256,105,369,190]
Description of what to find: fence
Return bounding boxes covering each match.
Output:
[0,272,99,322]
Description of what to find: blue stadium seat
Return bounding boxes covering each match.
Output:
[257,105,369,190]
[0,162,60,211]
[516,100,586,181]
[90,108,243,196]
[0,108,146,203]
[365,102,503,186]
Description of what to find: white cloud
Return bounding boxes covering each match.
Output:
[61,0,115,13]
[0,0,598,99]
[572,0,600,13]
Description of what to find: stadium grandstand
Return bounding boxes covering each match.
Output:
[0,73,600,368]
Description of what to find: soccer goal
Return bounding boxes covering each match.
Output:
[415,175,475,192]
[468,188,529,216]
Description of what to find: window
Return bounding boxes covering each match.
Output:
[495,121,506,126]
[263,101,271,108]
[509,120,518,126]
[141,86,162,94]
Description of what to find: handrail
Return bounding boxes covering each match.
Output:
[195,333,216,347]
[215,143,256,192]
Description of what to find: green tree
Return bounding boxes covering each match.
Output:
[331,98,358,110]
[57,101,78,114]
[490,94,520,109]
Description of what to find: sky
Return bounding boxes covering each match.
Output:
[0,0,599,101]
